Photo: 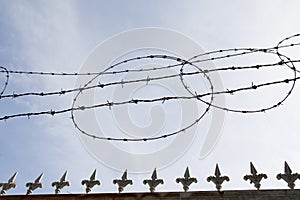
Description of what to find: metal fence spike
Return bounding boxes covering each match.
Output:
[26,173,43,195]
[285,161,292,174]
[207,164,229,191]
[51,171,70,194]
[244,162,267,190]
[176,167,197,192]
[143,168,164,193]
[113,170,133,193]
[250,162,257,175]
[277,161,300,189]
[0,172,18,195]
[215,164,221,177]
[81,169,100,194]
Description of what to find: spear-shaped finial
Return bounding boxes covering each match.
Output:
[51,171,70,194]
[277,161,300,189]
[113,170,133,193]
[143,168,164,193]
[0,172,18,195]
[244,162,267,190]
[285,162,292,174]
[25,173,43,195]
[176,167,197,192]
[81,169,101,193]
[207,164,229,191]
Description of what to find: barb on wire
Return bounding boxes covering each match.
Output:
[1,34,300,141]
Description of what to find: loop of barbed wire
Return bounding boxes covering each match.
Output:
[0,66,9,97]
[70,55,214,142]
[1,33,300,141]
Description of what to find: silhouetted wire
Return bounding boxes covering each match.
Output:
[70,55,214,141]
[1,57,299,99]
[0,66,9,97]
[1,34,300,141]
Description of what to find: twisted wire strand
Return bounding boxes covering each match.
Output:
[0,56,299,99]
[0,34,300,141]
[0,66,9,97]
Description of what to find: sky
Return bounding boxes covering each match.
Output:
[1,0,300,195]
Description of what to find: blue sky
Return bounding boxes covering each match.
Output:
[1,0,300,195]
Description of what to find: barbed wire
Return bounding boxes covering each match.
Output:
[0,57,298,99]
[0,66,9,97]
[1,33,300,141]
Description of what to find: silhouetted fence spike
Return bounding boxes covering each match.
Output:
[207,164,230,191]
[25,172,43,195]
[276,161,300,189]
[113,170,133,193]
[176,167,197,192]
[143,168,164,193]
[243,162,267,190]
[2,162,300,194]
[51,171,70,194]
[0,172,17,195]
[81,169,100,194]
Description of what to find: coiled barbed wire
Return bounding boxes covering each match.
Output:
[1,33,300,141]
[0,66,9,97]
